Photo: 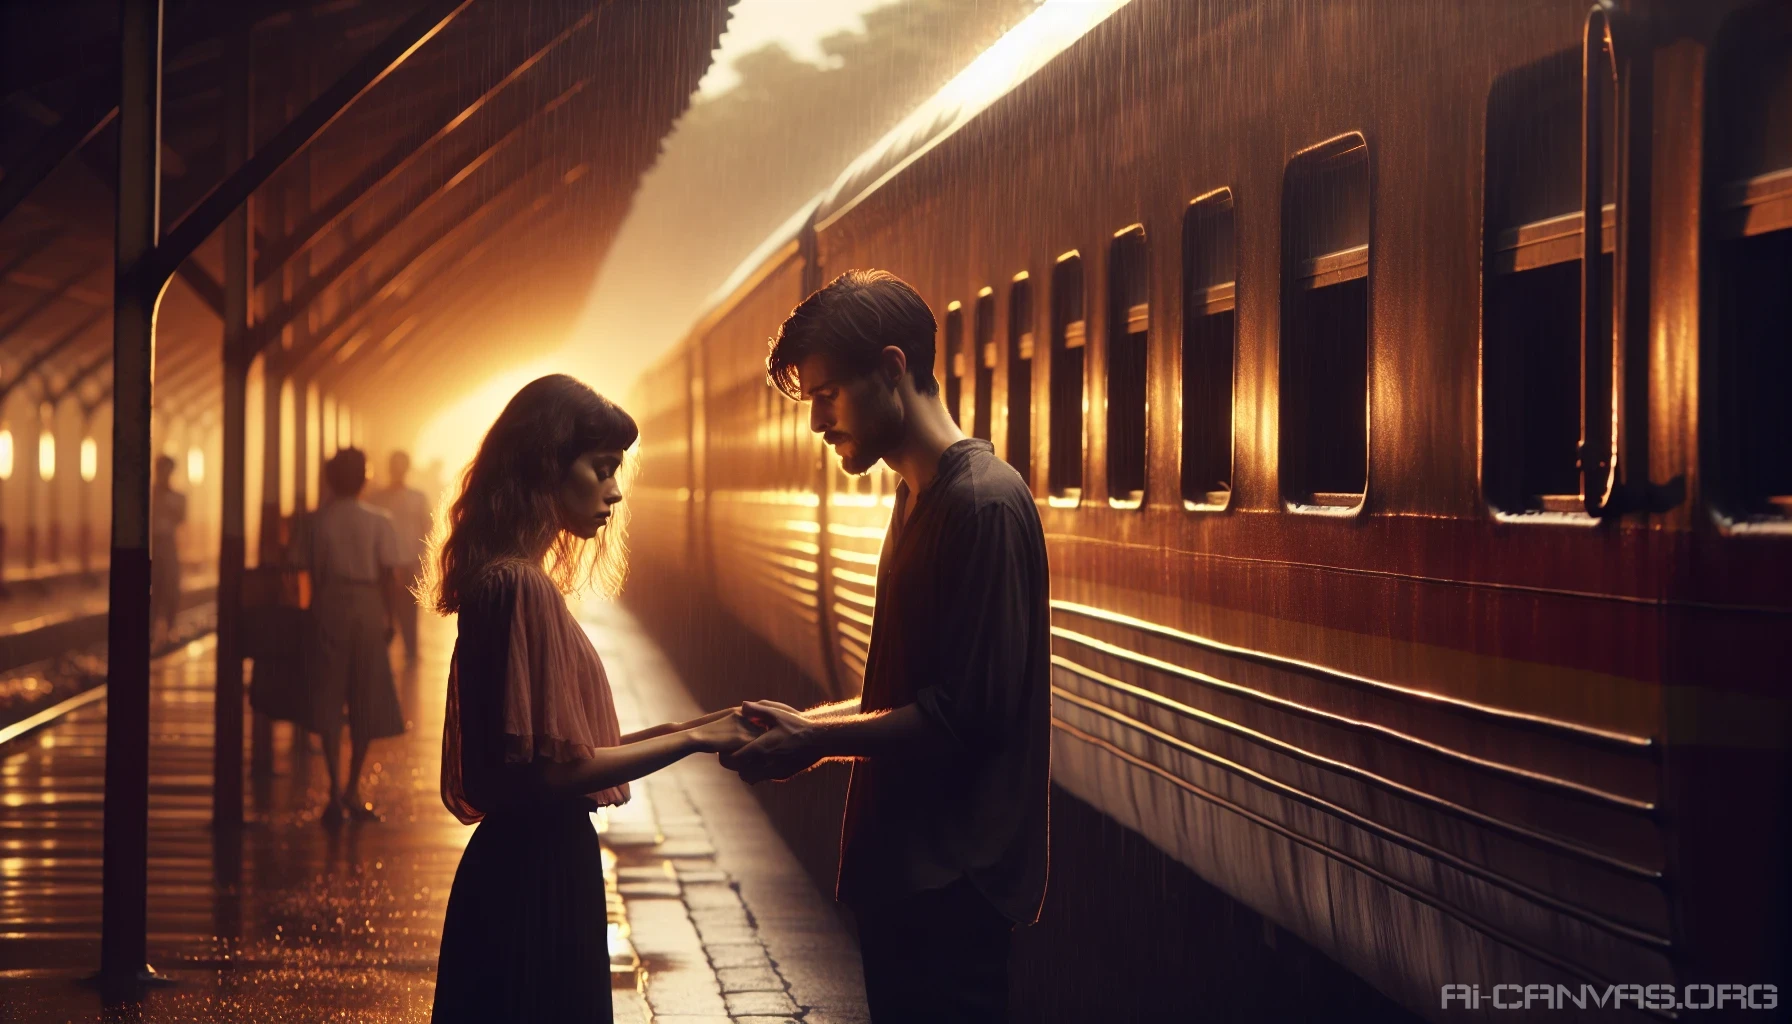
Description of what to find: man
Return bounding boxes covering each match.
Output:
[299,448,409,822]
[723,270,1052,1022]
[366,449,433,661]
[150,454,186,644]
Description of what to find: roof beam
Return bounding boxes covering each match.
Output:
[0,78,118,226]
[287,159,562,376]
[0,305,109,400]
[0,227,63,282]
[152,0,473,283]
[330,187,578,396]
[254,9,595,284]
[244,84,586,355]
[0,259,102,343]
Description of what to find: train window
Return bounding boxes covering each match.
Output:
[1048,253,1085,502]
[1707,5,1792,524]
[944,303,965,428]
[1280,134,1370,508]
[972,290,996,442]
[1106,227,1148,507]
[1483,50,1614,514]
[1007,273,1034,487]
[1182,189,1235,509]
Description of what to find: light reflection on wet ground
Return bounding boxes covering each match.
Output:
[0,616,474,1022]
[0,601,865,1023]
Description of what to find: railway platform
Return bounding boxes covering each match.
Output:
[0,598,869,1024]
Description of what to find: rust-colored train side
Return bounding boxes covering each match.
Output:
[628,2,1791,1019]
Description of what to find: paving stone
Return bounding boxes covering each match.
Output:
[618,865,676,883]
[652,839,717,858]
[732,1018,803,1024]
[619,880,684,899]
[703,942,772,969]
[692,921,759,945]
[627,898,709,961]
[675,868,731,884]
[715,964,785,993]
[643,965,728,1016]
[724,990,800,1016]
[688,906,751,931]
[606,828,665,848]
[611,987,652,1023]
[682,881,744,909]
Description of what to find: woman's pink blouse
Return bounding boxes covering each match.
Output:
[441,561,629,824]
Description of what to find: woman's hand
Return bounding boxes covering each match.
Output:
[677,708,740,732]
[688,711,763,754]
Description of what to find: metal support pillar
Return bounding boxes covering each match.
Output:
[98,0,165,989]
[213,27,251,832]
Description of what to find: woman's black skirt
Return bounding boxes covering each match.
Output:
[431,801,611,1024]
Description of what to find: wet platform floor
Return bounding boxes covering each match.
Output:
[0,599,868,1023]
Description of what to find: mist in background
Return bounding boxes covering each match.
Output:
[560,0,1041,399]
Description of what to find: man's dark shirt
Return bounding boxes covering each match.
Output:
[836,438,1051,924]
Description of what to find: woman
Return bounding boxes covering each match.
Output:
[426,374,755,1023]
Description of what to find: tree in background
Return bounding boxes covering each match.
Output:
[572,0,1040,393]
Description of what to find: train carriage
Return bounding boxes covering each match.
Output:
[627,1,1791,1019]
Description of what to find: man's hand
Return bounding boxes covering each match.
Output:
[720,701,825,783]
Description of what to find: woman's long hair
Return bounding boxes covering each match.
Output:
[422,374,639,614]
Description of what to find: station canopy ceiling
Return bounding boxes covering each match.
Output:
[0,0,733,431]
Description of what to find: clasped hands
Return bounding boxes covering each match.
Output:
[688,701,824,784]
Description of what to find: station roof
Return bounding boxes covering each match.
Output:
[0,0,732,437]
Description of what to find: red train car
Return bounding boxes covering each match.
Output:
[627,1,1791,1018]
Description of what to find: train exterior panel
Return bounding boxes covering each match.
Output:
[628,1,1791,1019]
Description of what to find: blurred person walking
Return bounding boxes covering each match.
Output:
[150,454,186,644]
[368,450,433,662]
[298,447,409,822]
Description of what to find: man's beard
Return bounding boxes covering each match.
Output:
[838,443,878,476]
[835,404,900,476]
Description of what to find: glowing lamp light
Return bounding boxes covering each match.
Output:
[0,429,11,480]
[187,446,205,486]
[38,432,54,482]
[80,438,97,482]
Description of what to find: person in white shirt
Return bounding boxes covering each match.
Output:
[367,449,433,662]
[300,447,408,823]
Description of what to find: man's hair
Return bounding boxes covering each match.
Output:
[154,454,176,475]
[326,447,368,498]
[766,270,939,400]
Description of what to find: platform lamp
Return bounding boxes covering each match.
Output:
[41,402,60,568]
[0,422,11,594]
[80,433,98,574]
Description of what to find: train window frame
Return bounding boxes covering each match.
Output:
[1181,187,1237,513]
[1703,2,1792,534]
[972,287,997,444]
[1006,270,1035,493]
[1047,250,1086,508]
[1105,224,1149,510]
[1481,48,1612,523]
[944,300,965,430]
[1279,132,1372,516]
